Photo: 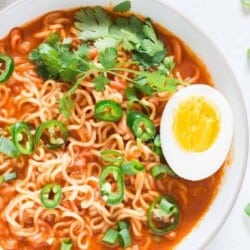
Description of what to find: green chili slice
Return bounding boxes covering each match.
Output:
[35,120,68,149]
[102,228,119,245]
[100,150,124,165]
[127,111,156,141]
[151,164,176,179]
[147,196,180,235]
[121,160,144,175]
[40,183,63,209]
[0,53,14,83]
[60,239,73,250]
[100,166,124,205]
[95,100,123,122]
[10,122,34,155]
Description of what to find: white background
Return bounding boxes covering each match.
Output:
[0,0,250,249]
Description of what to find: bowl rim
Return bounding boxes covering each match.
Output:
[0,0,249,249]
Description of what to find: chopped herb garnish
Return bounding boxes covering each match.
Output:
[102,228,119,245]
[93,73,110,91]
[28,7,189,119]
[59,94,75,118]
[75,7,112,41]
[113,1,131,13]
[99,47,118,69]
[147,71,179,92]
[28,33,89,82]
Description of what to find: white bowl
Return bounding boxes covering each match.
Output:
[0,0,248,249]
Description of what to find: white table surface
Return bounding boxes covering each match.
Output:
[0,0,250,249]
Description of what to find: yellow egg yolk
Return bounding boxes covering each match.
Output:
[172,96,220,152]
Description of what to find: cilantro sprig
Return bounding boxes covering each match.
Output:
[29,33,90,82]
[75,7,165,68]
[29,7,189,118]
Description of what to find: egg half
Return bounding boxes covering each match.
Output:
[160,84,233,181]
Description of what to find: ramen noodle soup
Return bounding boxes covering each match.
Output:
[0,4,227,250]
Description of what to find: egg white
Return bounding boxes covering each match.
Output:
[160,84,234,181]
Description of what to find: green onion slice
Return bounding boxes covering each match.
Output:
[100,166,124,205]
[4,172,17,182]
[150,164,176,179]
[100,150,124,165]
[118,227,131,248]
[60,239,73,250]
[121,160,144,175]
[0,172,17,185]
[102,228,119,245]
[0,137,19,157]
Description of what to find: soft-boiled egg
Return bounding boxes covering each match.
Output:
[160,84,233,181]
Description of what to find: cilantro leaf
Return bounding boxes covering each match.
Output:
[134,75,155,95]
[75,7,112,41]
[29,33,89,82]
[158,56,175,75]
[74,8,166,68]
[99,47,117,69]
[113,1,131,13]
[111,16,143,36]
[74,44,89,57]
[125,87,138,101]
[110,16,143,51]
[33,43,61,79]
[111,18,166,68]
[147,71,166,88]
[59,94,74,118]
[94,37,119,52]
[132,19,166,67]
[147,71,178,92]
[46,32,61,46]
[93,73,110,91]
[142,19,164,56]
